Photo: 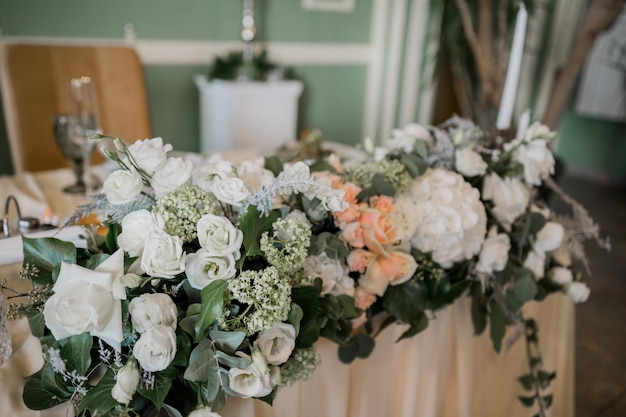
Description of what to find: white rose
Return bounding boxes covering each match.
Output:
[566,282,590,303]
[151,157,193,199]
[284,209,312,228]
[228,351,273,398]
[188,407,221,417]
[476,227,510,274]
[238,159,274,194]
[186,249,237,290]
[140,229,186,279]
[524,249,546,279]
[117,210,164,257]
[512,138,555,185]
[253,323,296,365]
[192,159,238,192]
[410,169,487,268]
[302,254,354,297]
[210,177,251,207]
[455,148,487,177]
[387,123,432,151]
[111,359,140,405]
[197,214,243,256]
[43,250,125,350]
[550,267,573,286]
[129,293,178,333]
[388,194,419,241]
[127,137,172,175]
[482,173,530,231]
[534,222,564,253]
[103,169,144,205]
[132,325,177,372]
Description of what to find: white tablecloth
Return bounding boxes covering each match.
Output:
[0,167,575,417]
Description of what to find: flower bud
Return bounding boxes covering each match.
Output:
[119,273,143,289]
[251,348,269,375]
[111,359,140,405]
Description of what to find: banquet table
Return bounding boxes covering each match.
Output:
[0,164,575,417]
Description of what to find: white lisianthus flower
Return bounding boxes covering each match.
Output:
[186,249,237,290]
[197,214,243,256]
[566,282,590,303]
[238,159,275,194]
[102,169,143,205]
[117,210,165,258]
[140,229,186,279]
[534,222,564,253]
[43,250,125,350]
[132,325,177,372]
[111,359,140,405]
[253,323,296,365]
[512,138,555,185]
[302,254,354,297]
[151,157,193,199]
[476,227,510,274]
[210,176,251,207]
[129,293,178,333]
[455,148,487,177]
[409,169,487,268]
[228,350,274,398]
[127,137,172,175]
[550,267,573,286]
[482,173,531,231]
[188,407,222,417]
[524,249,546,279]
[191,158,237,191]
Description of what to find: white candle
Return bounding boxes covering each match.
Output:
[496,3,528,131]
[516,108,531,140]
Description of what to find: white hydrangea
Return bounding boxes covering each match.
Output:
[302,253,354,297]
[409,169,487,268]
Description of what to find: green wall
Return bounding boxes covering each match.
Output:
[0,0,373,175]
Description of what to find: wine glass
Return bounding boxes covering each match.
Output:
[53,76,101,194]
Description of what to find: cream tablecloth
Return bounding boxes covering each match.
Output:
[0,167,574,417]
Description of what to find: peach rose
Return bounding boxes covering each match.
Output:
[354,286,377,310]
[360,209,400,255]
[341,222,365,248]
[341,182,362,204]
[369,195,394,213]
[359,251,417,296]
[347,249,375,273]
[334,204,360,224]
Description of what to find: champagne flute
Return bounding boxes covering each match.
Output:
[54,77,101,194]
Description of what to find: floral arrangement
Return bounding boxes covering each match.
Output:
[4,116,607,417]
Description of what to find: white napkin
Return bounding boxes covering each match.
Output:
[0,226,88,266]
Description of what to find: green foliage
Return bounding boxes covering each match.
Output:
[22,236,76,285]
[489,301,506,353]
[239,205,280,263]
[22,364,71,410]
[77,368,119,415]
[338,333,376,363]
[195,280,229,342]
[208,49,282,81]
[356,173,396,201]
[291,286,322,348]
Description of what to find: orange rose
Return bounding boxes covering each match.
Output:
[359,209,400,255]
[347,249,375,273]
[341,182,362,204]
[369,195,394,213]
[341,222,364,248]
[354,286,377,310]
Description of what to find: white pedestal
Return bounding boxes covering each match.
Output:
[194,75,304,152]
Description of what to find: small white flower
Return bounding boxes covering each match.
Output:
[102,169,143,205]
[524,249,546,279]
[185,249,237,290]
[127,137,172,175]
[151,157,193,199]
[550,267,573,286]
[482,173,530,231]
[566,282,590,303]
[140,229,186,279]
[117,210,164,258]
[197,214,243,256]
[476,227,510,274]
[210,176,251,207]
[129,293,178,333]
[253,323,296,365]
[111,359,140,405]
[132,325,177,372]
[534,222,564,253]
[455,147,487,177]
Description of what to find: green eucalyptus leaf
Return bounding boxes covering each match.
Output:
[22,236,77,285]
[60,332,93,375]
[489,301,506,353]
[518,395,535,407]
[77,368,118,415]
[518,374,534,391]
[371,173,396,196]
[471,282,487,335]
[413,140,428,159]
[161,404,185,417]
[264,156,283,177]
[291,286,322,348]
[529,212,547,234]
[353,333,375,358]
[185,343,216,382]
[338,341,358,364]
[195,280,228,342]
[171,331,192,367]
[382,280,427,324]
[137,366,178,409]
[397,311,429,341]
[179,316,198,336]
[288,303,304,336]
[215,350,252,369]
[83,253,110,270]
[209,329,246,353]
[336,295,360,320]
[211,386,227,411]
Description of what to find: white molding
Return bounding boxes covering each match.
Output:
[302,0,356,13]
[399,0,428,126]
[380,0,408,140]
[0,36,371,66]
[362,0,390,142]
